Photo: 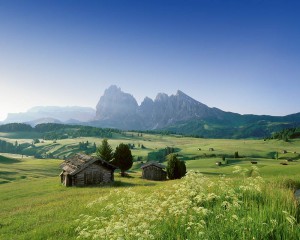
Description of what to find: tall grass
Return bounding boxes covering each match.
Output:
[76,166,300,240]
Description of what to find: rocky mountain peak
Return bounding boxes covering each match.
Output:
[176,90,186,96]
[94,85,226,130]
[155,93,169,102]
[140,97,154,107]
[95,85,138,121]
[104,85,122,94]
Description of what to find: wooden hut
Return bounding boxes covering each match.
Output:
[59,153,117,187]
[141,162,167,181]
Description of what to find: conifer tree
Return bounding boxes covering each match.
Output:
[96,139,113,162]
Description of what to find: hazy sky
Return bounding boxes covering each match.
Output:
[0,0,299,121]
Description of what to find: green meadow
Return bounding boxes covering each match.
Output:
[1,133,300,239]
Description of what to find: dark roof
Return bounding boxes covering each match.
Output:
[60,153,117,175]
[141,161,166,169]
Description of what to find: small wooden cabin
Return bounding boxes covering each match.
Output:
[141,162,167,181]
[59,153,117,187]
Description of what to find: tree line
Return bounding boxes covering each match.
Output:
[270,127,300,141]
[0,123,120,139]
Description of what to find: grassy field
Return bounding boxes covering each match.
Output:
[1,133,300,239]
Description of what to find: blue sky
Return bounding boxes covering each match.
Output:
[0,0,299,120]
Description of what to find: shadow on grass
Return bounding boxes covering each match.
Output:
[112,181,156,187]
[0,171,18,176]
[0,180,11,184]
[226,159,244,165]
[0,155,21,164]
[199,172,223,176]
[0,171,18,183]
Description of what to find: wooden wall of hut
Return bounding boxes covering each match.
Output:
[142,165,167,181]
[62,163,113,187]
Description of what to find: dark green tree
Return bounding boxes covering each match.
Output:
[96,139,113,162]
[92,142,97,152]
[166,154,186,180]
[113,143,133,177]
[178,160,186,178]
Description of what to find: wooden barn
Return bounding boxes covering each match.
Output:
[141,162,167,181]
[59,153,117,187]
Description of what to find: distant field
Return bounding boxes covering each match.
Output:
[1,131,300,176]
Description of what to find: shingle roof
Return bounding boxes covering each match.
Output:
[141,161,166,169]
[60,153,117,175]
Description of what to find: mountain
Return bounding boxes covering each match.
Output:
[94,85,143,129]
[94,86,239,130]
[3,86,300,138]
[94,85,300,138]
[140,90,227,129]
[25,118,62,127]
[3,106,95,125]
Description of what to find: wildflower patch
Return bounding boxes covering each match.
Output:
[76,167,300,239]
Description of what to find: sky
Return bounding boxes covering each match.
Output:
[0,0,300,121]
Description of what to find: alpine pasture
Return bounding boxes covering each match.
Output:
[1,132,300,239]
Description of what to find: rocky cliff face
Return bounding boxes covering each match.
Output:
[96,85,138,120]
[95,85,142,129]
[94,85,226,130]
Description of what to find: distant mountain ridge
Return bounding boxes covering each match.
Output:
[3,106,95,125]
[93,85,300,138]
[94,85,227,129]
[2,85,300,138]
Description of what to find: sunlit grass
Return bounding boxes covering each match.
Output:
[1,135,300,239]
[76,167,300,240]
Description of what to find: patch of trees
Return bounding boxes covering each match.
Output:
[147,147,177,162]
[79,141,97,154]
[34,123,120,139]
[0,140,30,154]
[270,127,300,141]
[128,143,135,149]
[96,140,133,177]
[0,123,121,139]
[0,123,33,132]
[129,129,176,136]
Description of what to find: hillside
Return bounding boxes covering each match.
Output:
[270,127,300,141]
[0,123,121,158]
